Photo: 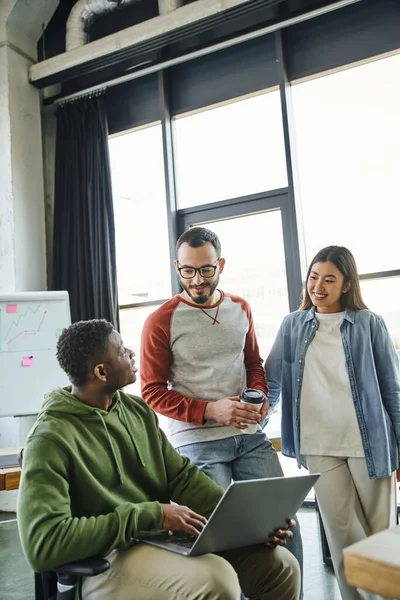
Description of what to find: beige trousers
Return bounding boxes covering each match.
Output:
[82,541,300,600]
[307,455,397,600]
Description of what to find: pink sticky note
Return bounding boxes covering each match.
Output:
[7,304,17,313]
[22,357,33,367]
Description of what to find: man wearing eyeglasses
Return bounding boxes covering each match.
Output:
[140,226,303,582]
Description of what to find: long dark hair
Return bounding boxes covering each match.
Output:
[299,246,368,311]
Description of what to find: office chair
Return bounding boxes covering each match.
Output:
[18,449,110,600]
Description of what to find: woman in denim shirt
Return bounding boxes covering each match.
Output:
[265,246,400,600]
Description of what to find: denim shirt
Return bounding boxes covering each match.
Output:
[264,307,400,478]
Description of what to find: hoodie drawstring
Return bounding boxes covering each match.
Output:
[95,410,125,484]
[118,402,146,468]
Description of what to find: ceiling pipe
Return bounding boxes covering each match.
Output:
[159,0,183,15]
[33,0,274,87]
[56,0,361,104]
[66,0,184,52]
[66,0,138,52]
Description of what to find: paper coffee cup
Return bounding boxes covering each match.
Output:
[239,388,264,434]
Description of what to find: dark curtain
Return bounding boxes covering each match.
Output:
[53,93,119,329]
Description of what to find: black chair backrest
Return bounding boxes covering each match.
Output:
[18,447,24,468]
[35,572,57,600]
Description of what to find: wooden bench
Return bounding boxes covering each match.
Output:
[0,467,21,491]
[343,526,400,599]
[270,437,281,453]
[0,447,22,491]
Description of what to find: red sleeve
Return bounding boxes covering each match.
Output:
[140,299,208,425]
[229,295,268,397]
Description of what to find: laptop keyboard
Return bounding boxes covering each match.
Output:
[163,533,197,548]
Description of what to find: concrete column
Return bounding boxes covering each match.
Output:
[0,0,58,512]
[158,0,183,15]
[0,3,17,292]
[42,105,57,290]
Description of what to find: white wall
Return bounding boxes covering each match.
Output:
[0,46,16,291]
[0,0,58,512]
[9,46,47,292]
[0,41,46,511]
[0,39,19,512]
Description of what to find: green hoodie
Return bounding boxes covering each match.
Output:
[17,387,224,572]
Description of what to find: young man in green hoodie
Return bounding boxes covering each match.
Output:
[17,319,300,600]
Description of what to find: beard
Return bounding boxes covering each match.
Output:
[180,276,220,304]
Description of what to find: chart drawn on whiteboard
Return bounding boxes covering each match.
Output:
[0,291,71,417]
[0,305,53,353]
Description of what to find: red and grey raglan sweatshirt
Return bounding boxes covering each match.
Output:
[140,291,268,448]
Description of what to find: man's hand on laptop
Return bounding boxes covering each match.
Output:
[204,396,262,429]
[161,504,207,537]
[265,519,296,548]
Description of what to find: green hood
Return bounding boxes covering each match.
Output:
[18,387,223,572]
[35,387,146,482]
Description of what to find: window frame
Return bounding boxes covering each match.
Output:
[178,188,302,312]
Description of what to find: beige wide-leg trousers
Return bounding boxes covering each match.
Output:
[82,541,300,600]
[307,455,397,600]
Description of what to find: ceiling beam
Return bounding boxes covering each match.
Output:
[30,0,263,88]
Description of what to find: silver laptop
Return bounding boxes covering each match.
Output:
[136,474,319,556]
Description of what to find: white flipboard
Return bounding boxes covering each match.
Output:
[0,291,71,417]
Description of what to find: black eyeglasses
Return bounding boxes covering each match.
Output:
[177,260,220,279]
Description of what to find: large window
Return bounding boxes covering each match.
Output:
[175,88,300,445]
[174,90,288,209]
[361,277,400,351]
[109,56,400,503]
[292,53,400,351]
[194,211,290,361]
[292,53,400,275]
[118,304,162,396]
[291,58,400,503]
[109,124,171,307]
[109,124,171,396]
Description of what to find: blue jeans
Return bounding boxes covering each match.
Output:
[177,431,303,597]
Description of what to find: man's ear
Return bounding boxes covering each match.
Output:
[94,363,107,382]
[218,258,226,274]
[173,260,180,275]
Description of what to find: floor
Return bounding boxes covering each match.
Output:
[0,513,34,600]
[298,508,341,600]
[0,507,341,600]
